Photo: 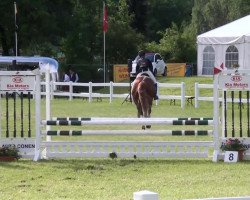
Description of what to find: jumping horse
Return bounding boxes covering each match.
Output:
[131,74,156,129]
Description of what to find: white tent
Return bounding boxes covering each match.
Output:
[0,56,59,81]
[197,15,250,75]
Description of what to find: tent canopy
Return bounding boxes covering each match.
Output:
[197,15,250,45]
[196,15,250,75]
[0,56,58,73]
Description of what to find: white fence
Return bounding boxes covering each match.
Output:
[194,83,250,108]
[42,81,250,108]
[41,81,187,108]
[194,83,214,108]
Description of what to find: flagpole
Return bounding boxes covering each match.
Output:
[103,1,106,83]
[104,30,106,83]
[14,2,18,56]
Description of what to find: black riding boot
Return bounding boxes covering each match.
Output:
[154,83,158,100]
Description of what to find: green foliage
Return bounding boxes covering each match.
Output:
[0,1,17,55]
[106,0,145,63]
[18,0,73,56]
[127,0,147,34]
[145,23,196,63]
[191,0,250,35]
[146,0,194,42]
[0,146,21,159]
[63,0,100,63]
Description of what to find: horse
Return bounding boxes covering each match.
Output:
[131,74,156,129]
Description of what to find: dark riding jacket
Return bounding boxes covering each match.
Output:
[136,57,154,75]
[70,72,78,82]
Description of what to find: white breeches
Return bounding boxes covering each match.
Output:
[137,71,157,84]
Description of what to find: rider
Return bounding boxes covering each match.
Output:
[136,50,158,100]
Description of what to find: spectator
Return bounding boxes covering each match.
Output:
[69,68,79,83]
[63,71,70,82]
[69,67,79,93]
[62,71,70,91]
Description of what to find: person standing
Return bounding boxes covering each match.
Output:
[62,71,70,91]
[69,67,79,93]
[69,68,79,83]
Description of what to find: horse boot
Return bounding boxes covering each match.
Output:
[154,83,159,100]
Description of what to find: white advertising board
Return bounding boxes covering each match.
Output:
[0,138,35,158]
[0,75,35,91]
[218,74,250,90]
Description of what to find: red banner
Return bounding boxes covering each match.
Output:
[103,2,108,32]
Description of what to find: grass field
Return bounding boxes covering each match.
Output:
[1,76,250,200]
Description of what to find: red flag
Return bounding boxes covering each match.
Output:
[213,62,224,75]
[213,67,222,75]
[103,2,108,32]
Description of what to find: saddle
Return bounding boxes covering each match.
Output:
[140,72,150,77]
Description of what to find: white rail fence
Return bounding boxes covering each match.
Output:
[41,81,187,108]
[194,83,214,108]
[194,83,250,108]
[42,81,247,108]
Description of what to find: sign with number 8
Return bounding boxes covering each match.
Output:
[224,151,238,163]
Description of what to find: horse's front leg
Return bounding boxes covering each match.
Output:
[145,115,151,129]
[145,110,151,128]
[137,106,146,129]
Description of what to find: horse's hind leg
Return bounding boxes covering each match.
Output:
[136,105,146,129]
[139,100,151,129]
[142,99,152,129]
[145,106,151,128]
[136,104,142,118]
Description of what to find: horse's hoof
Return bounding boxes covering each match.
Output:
[146,125,151,129]
[142,125,145,130]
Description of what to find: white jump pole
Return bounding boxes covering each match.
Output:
[133,190,159,200]
[45,67,51,142]
[34,69,41,161]
[212,73,220,162]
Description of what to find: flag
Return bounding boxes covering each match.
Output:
[103,1,108,32]
[213,63,224,75]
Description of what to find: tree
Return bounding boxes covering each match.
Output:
[19,0,73,57]
[190,0,250,36]
[145,23,196,63]
[0,0,74,57]
[0,1,16,55]
[105,0,144,64]
[62,0,100,63]
[146,0,194,41]
[127,0,147,34]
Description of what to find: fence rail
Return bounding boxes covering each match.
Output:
[41,81,187,107]
[3,80,248,108]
